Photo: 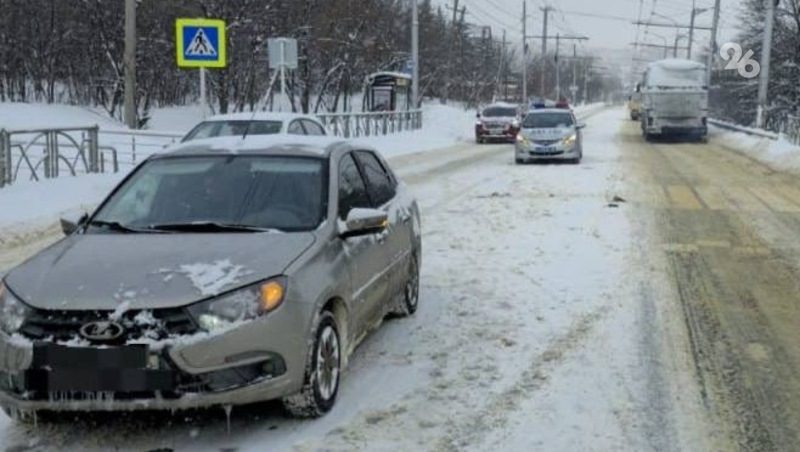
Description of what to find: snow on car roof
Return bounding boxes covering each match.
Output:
[158,134,348,157]
[202,111,322,123]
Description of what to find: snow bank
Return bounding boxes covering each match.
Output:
[711,125,800,173]
[0,173,124,241]
[0,102,124,131]
[353,103,476,158]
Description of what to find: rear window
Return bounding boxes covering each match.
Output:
[482,107,517,117]
[522,113,574,129]
[182,120,283,142]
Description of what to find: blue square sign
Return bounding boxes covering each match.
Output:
[176,18,226,68]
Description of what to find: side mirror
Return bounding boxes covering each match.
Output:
[339,208,388,239]
[476,112,481,118]
[60,212,88,236]
[576,123,586,130]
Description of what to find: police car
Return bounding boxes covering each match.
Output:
[514,102,585,164]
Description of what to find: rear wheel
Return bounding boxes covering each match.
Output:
[282,311,341,418]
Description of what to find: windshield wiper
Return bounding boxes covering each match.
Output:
[88,220,154,233]
[146,221,273,233]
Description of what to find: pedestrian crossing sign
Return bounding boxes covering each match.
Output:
[176,18,226,68]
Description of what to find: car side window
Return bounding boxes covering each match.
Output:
[354,151,395,206]
[338,154,371,219]
[287,120,306,135]
[302,119,326,136]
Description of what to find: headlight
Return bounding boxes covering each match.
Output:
[0,281,32,335]
[516,134,529,145]
[187,276,287,332]
[511,119,520,128]
[562,134,577,146]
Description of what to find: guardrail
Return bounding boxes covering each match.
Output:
[708,119,779,140]
[317,110,422,138]
[708,116,800,146]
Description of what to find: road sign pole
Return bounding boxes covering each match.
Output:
[200,67,207,118]
[279,40,286,112]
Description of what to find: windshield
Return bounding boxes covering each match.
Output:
[182,120,283,142]
[482,107,517,117]
[93,156,326,232]
[522,113,574,129]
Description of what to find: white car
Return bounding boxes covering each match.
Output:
[514,107,585,164]
[182,112,328,142]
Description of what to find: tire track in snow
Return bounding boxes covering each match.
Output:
[433,308,607,452]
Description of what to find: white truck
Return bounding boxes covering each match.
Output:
[640,59,708,141]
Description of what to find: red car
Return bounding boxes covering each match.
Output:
[475,103,520,144]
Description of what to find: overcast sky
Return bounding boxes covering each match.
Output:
[432,0,746,54]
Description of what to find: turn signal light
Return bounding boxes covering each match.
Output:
[260,280,285,312]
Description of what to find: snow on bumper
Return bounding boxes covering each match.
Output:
[0,300,313,411]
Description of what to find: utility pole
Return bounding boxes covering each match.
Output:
[687,4,710,59]
[522,1,527,103]
[706,0,721,86]
[411,0,419,108]
[571,43,578,102]
[123,0,136,129]
[555,34,561,99]
[688,0,696,58]
[756,0,776,128]
[496,29,506,101]
[540,5,553,96]
[443,0,460,103]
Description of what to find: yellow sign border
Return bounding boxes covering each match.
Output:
[176,18,227,68]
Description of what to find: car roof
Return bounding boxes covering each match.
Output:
[525,108,574,114]
[155,135,352,159]
[201,111,323,123]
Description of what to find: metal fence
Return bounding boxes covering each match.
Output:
[0,126,107,187]
[0,126,183,188]
[317,110,423,138]
[0,109,423,188]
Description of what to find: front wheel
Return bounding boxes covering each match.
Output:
[403,253,420,315]
[282,311,341,418]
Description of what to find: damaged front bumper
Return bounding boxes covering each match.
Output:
[0,302,311,412]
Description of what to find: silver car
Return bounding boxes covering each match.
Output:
[0,137,421,418]
[514,108,585,164]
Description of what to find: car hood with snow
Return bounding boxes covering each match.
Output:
[4,232,316,310]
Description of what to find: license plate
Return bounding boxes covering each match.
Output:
[534,146,557,153]
[489,128,503,134]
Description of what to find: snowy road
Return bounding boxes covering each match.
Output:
[0,108,720,451]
